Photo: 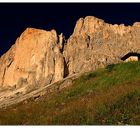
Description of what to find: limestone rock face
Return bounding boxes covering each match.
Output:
[64,16,140,76]
[1,15,140,91]
[0,28,64,88]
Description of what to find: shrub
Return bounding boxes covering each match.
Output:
[106,64,115,72]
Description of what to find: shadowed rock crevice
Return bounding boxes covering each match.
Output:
[86,35,90,48]
[63,58,69,78]
[58,33,65,53]
[1,67,6,87]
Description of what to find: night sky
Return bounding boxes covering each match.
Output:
[1,3,140,57]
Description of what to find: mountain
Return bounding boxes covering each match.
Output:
[1,16,140,108]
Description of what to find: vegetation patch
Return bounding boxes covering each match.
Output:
[0,62,140,125]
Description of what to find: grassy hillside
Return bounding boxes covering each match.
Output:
[0,62,140,125]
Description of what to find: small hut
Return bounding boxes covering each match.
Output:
[121,52,140,62]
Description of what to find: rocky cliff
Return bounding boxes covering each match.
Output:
[64,16,140,75]
[1,16,140,91]
[0,28,64,89]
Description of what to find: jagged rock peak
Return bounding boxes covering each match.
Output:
[0,27,64,88]
[64,16,140,76]
[73,16,105,35]
[72,16,135,36]
[21,27,57,35]
[18,27,58,42]
[133,22,140,27]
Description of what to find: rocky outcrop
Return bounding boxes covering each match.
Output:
[64,16,140,75]
[1,15,140,92]
[0,28,64,89]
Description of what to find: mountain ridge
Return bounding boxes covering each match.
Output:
[1,15,140,108]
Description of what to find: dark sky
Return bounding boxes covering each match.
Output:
[1,3,140,57]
